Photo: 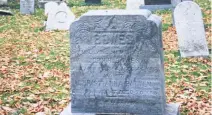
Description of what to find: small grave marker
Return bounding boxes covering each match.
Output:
[20,0,35,14]
[45,2,75,31]
[174,1,209,57]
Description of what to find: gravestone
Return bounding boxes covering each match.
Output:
[67,10,180,115]
[38,0,61,8]
[0,0,7,5]
[85,0,101,4]
[20,0,35,14]
[45,2,75,31]
[174,1,209,57]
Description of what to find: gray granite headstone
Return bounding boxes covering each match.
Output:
[69,10,180,114]
[0,0,7,5]
[45,2,75,31]
[174,1,209,57]
[20,0,35,14]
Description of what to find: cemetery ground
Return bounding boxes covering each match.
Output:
[0,0,211,114]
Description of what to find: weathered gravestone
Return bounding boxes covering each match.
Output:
[67,10,180,115]
[20,0,35,14]
[174,1,209,57]
[45,2,75,31]
[0,0,7,5]
[85,0,101,4]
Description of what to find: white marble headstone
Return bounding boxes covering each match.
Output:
[174,1,209,57]
[20,0,35,14]
[45,2,75,31]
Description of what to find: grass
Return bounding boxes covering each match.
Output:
[0,0,211,114]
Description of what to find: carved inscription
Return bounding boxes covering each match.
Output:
[71,14,165,114]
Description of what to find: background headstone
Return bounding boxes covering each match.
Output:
[174,1,209,57]
[45,2,75,31]
[0,0,7,5]
[85,0,101,4]
[20,0,35,14]
[70,10,179,114]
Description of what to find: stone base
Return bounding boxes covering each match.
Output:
[60,103,180,115]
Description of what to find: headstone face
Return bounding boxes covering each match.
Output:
[0,0,7,5]
[174,1,209,57]
[71,10,167,114]
[20,0,35,14]
[45,2,75,31]
[85,0,101,4]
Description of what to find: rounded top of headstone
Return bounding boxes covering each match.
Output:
[174,1,201,13]
[174,1,202,22]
